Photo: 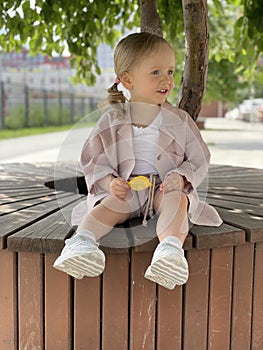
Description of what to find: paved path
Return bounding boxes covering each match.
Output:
[0,127,92,164]
[201,118,263,169]
[0,118,262,169]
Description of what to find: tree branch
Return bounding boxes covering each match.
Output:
[140,0,163,37]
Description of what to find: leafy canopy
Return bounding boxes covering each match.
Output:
[0,0,262,104]
[0,0,139,83]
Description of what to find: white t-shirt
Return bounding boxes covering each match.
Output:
[131,112,161,175]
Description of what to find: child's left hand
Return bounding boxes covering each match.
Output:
[160,173,184,193]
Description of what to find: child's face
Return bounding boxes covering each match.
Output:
[124,43,175,105]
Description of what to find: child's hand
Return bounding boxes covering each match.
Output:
[160,173,184,193]
[110,177,130,200]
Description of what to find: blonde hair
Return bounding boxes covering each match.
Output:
[107,32,172,105]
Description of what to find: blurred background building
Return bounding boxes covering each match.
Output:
[0,44,115,128]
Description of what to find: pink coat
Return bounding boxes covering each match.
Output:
[71,102,222,227]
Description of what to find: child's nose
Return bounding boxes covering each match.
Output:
[161,74,171,83]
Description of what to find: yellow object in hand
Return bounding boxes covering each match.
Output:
[128,176,152,191]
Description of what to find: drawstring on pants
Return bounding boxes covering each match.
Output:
[142,174,156,226]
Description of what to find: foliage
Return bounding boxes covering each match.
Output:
[4,105,26,128]
[0,0,262,105]
[209,0,263,83]
[157,0,184,40]
[0,0,139,84]
[4,101,85,129]
[204,58,248,105]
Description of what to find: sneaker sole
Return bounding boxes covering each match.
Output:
[144,253,189,290]
[53,251,105,279]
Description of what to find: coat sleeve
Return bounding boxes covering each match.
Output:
[176,111,210,190]
[80,124,119,195]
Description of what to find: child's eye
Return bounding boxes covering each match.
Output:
[152,70,159,75]
[168,70,174,75]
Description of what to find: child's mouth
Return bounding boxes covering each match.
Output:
[158,89,168,94]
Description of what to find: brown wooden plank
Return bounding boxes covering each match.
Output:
[0,181,44,188]
[208,185,262,194]
[0,193,74,250]
[0,187,53,199]
[209,175,263,182]
[102,252,129,349]
[213,172,263,180]
[216,207,263,243]
[208,169,262,177]
[208,185,262,191]
[18,252,43,350]
[0,162,48,174]
[0,162,81,184]
[212,174,263,181]
[183,249,210,350]
[133,234,192,252]
[7,196,81,253]
[190,222,245,249]
[208,169,262,176]
[45,254,72,350]
[251,242,263,349]
[0,193,61,215]
[209,168,255,175]
[208,178,263,187]
[231,243,254,350]
[207,193,262,206]
[208,164,260,175]
[74,276,101,350]
[207,188,263,199]
[129,250,156,350]
[157,285,183,349]
[208,179,263,185]
[0,250,17,350]
[0,182,43,188]
[208,246,233,349]
[207,196,263,217]
[208,178,263,185]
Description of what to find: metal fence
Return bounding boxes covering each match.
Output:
[0,81,101,129]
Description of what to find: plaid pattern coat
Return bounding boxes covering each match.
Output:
[72,102,222,227]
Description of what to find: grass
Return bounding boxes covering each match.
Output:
[0,122,95,140]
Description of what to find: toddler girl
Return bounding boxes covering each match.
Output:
[54,32,222,290]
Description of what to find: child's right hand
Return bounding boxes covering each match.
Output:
[110,177,130,200]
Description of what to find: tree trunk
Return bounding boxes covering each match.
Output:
[140,0,163,37]
[177,0,209,120]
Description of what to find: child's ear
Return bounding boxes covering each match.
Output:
[121,72,133,90]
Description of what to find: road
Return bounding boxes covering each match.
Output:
[0,118,262,169]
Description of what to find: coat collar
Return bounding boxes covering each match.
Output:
[111,101,183,145]
[159,102,184,149]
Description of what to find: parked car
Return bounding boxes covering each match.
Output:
[238,98,263,122]
[224,107,240,120]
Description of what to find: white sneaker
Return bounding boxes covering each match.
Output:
[53,235,105,279]
[144,241,189,290]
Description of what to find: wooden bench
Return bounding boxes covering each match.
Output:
[0,162,262,350]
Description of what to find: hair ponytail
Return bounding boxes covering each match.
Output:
[107,82,126,105]
[98,81,126,119]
